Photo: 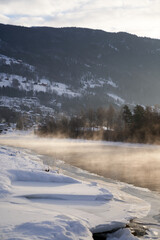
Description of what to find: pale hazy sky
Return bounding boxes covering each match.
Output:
[0,0,160,39]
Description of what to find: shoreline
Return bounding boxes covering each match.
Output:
[0,143,160,239]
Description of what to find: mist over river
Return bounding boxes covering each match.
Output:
[0,132,160,193]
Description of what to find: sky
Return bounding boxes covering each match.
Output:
[0,0,160,39]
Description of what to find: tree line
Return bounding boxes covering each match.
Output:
[37,104,160,143]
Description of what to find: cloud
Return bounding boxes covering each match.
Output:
[0,13,10,23]
[0,0,160,39]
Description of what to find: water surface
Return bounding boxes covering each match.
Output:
[0,134,160,192]
[40,141,160,192]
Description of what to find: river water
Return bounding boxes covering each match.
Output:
[0,133,160,192]
[42,141,160,193]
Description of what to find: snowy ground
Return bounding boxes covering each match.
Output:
[0,132,160,239]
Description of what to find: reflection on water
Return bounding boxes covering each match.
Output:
[0,135,160,192]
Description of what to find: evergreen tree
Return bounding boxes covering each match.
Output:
[122,105,132,126]
[133,105,145,130]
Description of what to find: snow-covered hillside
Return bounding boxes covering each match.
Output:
[0,54,35,71]
[1,24,160,114]
[0,54,120,99]
[0,96,55,117]
[0,72,81,97]
[0,52,126,116]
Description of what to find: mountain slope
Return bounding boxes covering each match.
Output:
[0,23,160,115]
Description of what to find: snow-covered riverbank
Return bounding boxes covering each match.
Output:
[0,144,159,239]
[0,131,160,239]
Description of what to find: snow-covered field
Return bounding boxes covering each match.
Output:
[0,131,160,239]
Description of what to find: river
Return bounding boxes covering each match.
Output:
[0,132,160,192]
